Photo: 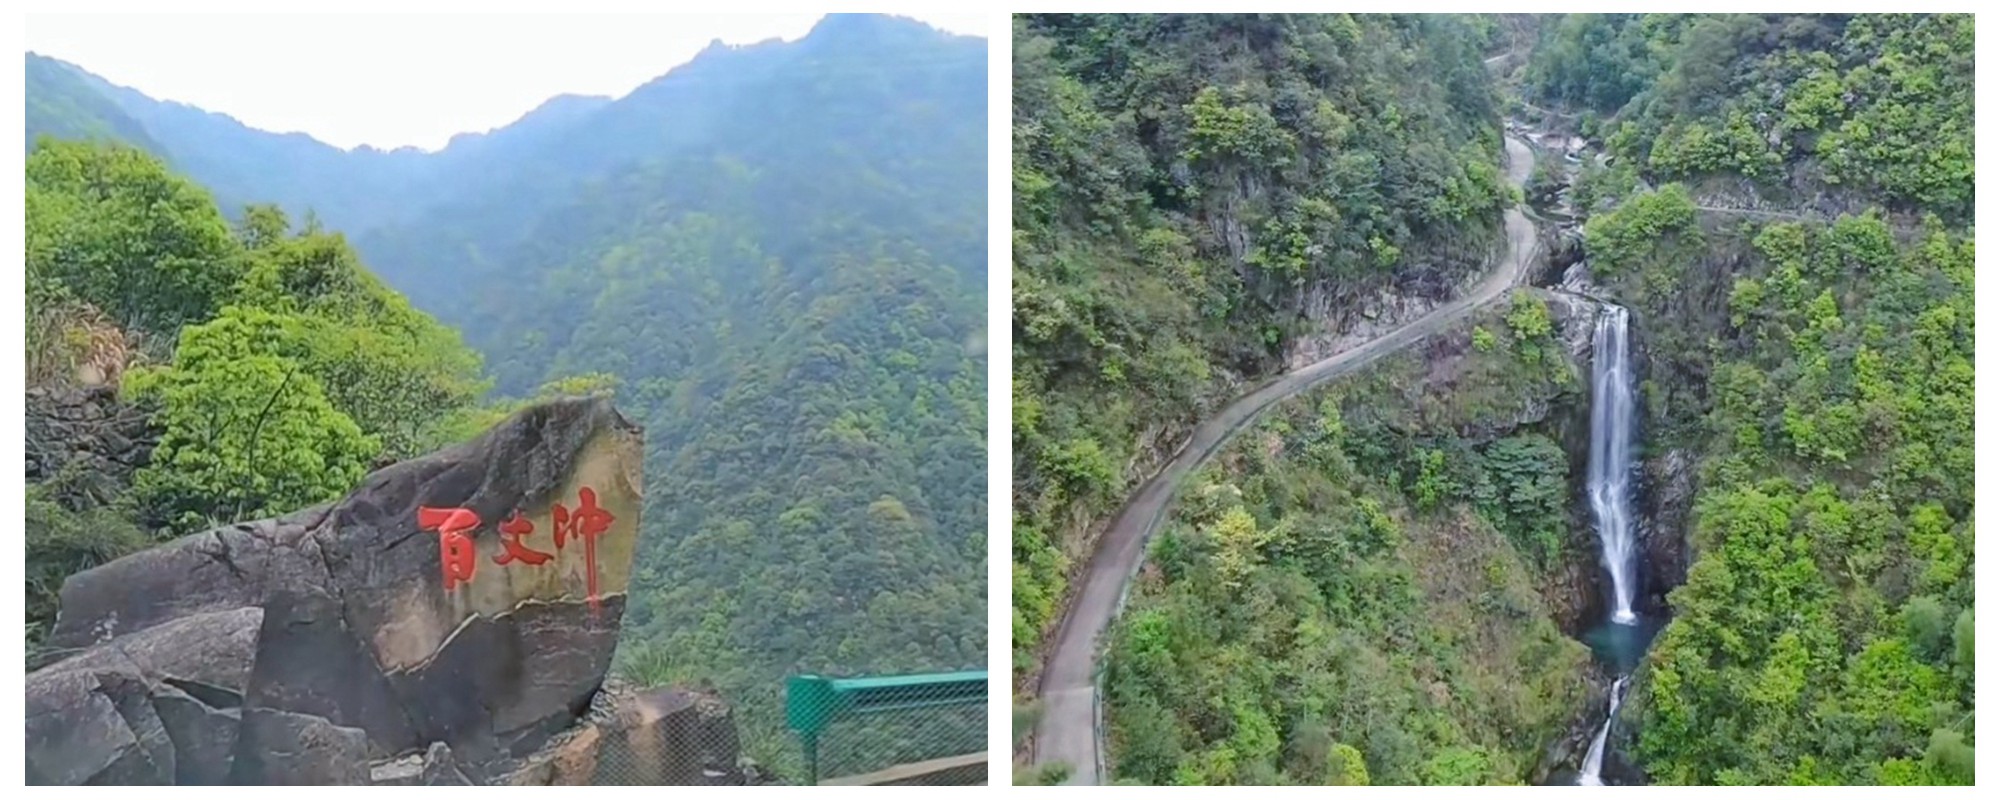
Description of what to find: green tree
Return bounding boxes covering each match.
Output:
[26,140,241,335]
[126,308,379,532]
[1327,743,1371,786]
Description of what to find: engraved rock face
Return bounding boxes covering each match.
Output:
[27,396,646,785]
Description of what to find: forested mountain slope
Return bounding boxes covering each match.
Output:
[1523,13,1974,785]
[28,52,446,233]
[1103,296,1599,785]
[1527,13,1971,220]
[1011,12,1513,678]
[1012,11,1972,788]
[25,13,986,779]
[26,54,161,155]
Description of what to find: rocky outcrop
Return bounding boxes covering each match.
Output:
[496,682,751,786]
[1635,448,1695,613]
[25,385,156,503]
[26,396,649,785]
[1282,261,1480,371]
[1532,675,1610,785]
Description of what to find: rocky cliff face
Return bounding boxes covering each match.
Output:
[1281,251,1492,371]
[22,396,743,786]
[25,385,156,505]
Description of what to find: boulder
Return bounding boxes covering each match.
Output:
[151,686,241,785]
[25,608,262,785]
[26,396,646,785]
[498,683,746,786]
[368,741,473,786]
[229,708,371,785]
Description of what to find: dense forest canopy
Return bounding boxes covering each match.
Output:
[24,13,986,780]
[1011,12,1512,678]
[1104,299,1593,786]
[1019,11,1972,787]
[1526,13,1972,219]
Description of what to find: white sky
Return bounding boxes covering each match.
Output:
[25,12,988,152]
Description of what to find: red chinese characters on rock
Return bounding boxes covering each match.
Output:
[550,487,614,612]
[416,507,479,591]
[494,511,553,567]
[416,488,616,610]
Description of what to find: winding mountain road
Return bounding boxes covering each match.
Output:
[1030,134,1541,785]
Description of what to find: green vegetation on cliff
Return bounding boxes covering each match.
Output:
[25,140,494,655]
[1012,12,1511,676]
[1527,13,1973,218]
[1105,297,1591,785]
[1534,12,1975,787]
[1597,202,1975,785]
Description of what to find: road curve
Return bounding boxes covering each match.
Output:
[1030,134,1540,785]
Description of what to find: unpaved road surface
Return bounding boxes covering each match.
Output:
[1030,135,1540,785]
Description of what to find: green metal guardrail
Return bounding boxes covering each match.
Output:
[786,670,987,784]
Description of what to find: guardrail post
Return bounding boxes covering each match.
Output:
[803,730,819,786]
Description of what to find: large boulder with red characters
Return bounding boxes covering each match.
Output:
[25,396,646,785]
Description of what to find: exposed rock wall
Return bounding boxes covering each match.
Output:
[1281,252,1492,371]
[25,385,155,503]
[25,396,665,785]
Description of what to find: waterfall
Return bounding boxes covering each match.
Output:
[1576,307,1656,786]
[1577,676,1629,786]
[1587,305,1639,625]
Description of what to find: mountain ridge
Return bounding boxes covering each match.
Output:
[25,13,987,781]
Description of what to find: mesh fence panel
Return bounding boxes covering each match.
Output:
[790,671,988,786]
[814,700,986,785]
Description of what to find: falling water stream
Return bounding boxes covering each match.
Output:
[1586,304,1640,625]
[1574,304,1648,786]
[1576,676,1627,785]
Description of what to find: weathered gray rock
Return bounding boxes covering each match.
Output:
[25,608,262,785]
[369,740,472,786]
[594,686,744,785]
[1637,447,1696,608]
[151,686,240,785]
[239,586,419,754]
[27,397,647,785]
[25,385,157,494]
[92,670,177,784]
[419,741,477,785]
[230,708,370,785]
[48,509,330,652]
[1282,257,1478,372]
[25,669,142,786]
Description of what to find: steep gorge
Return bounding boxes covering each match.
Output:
[1034,12,1973,786]
[1525,13,1974,786]
[1012,12,1514,689]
